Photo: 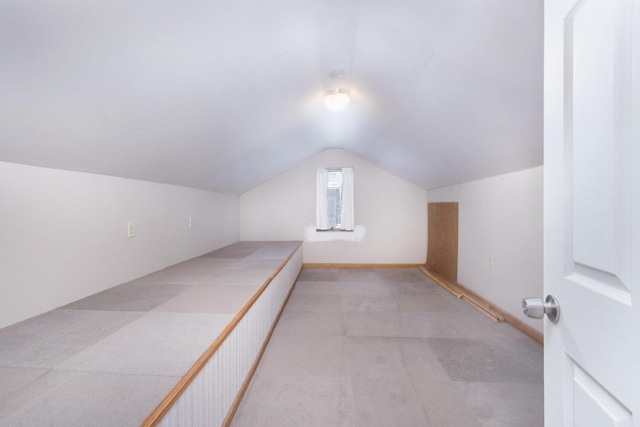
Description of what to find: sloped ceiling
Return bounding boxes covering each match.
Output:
[0,0,543,194]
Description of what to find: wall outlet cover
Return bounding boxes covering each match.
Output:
[127,221,136,238]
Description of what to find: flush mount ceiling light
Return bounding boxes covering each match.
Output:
[324,88,350,112]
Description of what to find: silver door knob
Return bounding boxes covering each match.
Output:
[522,295,560,323]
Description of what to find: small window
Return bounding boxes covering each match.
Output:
[316,167,354,231]
[327,169,343,228]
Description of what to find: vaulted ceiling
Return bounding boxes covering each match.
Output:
[0,0,543,194]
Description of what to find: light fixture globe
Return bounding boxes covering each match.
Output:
[324,88,350,112]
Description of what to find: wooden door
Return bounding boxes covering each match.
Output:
[426,202,458,283]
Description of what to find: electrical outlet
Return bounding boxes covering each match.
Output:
[127,221,136,238]
[189,216,194,229]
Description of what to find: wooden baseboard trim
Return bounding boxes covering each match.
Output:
[303,263,422,269]
[494,308,544,345]
[420,266,504,321]
[419,266,543,344]
[418,265,463,298]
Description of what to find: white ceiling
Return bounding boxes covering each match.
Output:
[0,0,543,194]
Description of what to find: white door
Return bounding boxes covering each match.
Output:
[544,0,640,425]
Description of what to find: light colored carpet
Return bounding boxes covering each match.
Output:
[232,267,543,427]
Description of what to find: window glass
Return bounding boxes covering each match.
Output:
[326,170,343,228]
[316,167,353,231]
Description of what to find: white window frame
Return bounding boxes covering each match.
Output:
[316,167,354,231]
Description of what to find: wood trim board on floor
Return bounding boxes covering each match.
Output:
[300,263,542,345]
[419,266,543,345]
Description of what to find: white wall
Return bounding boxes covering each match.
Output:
[239,149,426,264]
[0,161,239,329]
[428,166,543,332]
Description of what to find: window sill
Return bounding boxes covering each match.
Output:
[305,225,366,242]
